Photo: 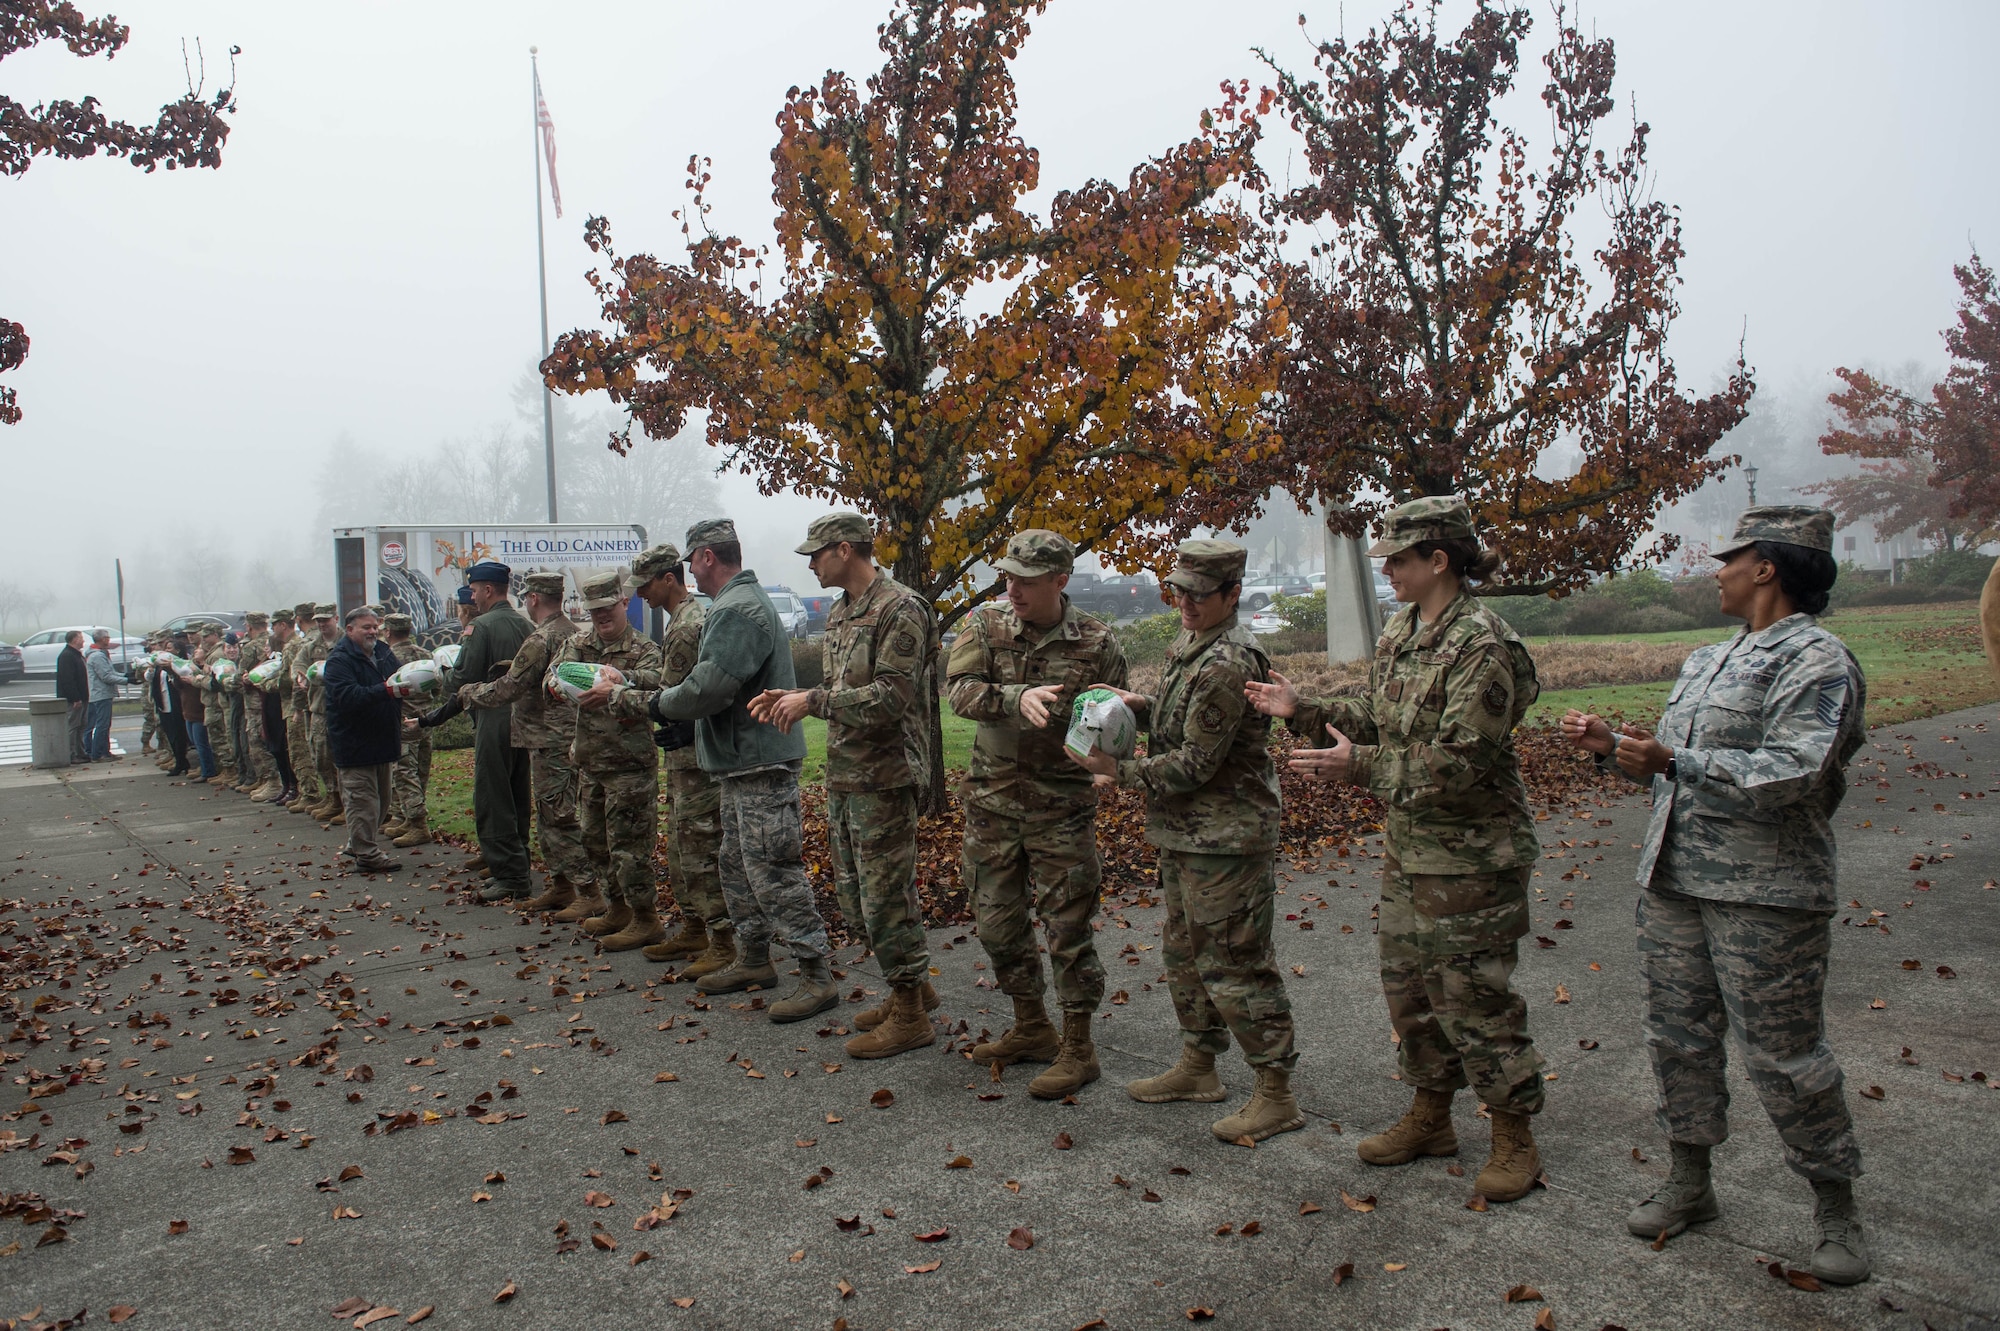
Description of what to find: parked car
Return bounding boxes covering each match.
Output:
[16,626,148,677]
[799,592,835,635]
[1240,571,1311,612]
[158,610,248,638]
[0,641,23,681]
[762,588,810,640]
[1063,571,1162,621]
[1248,608,1291,636]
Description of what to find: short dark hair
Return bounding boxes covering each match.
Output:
[705,540,742,567]
[1412,537,1502,584]
[844,540,875,561]
[644,563,685,588]
[1751,541,1837,616]
[65,630,83,645]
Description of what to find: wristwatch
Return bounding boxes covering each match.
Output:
[1665,753,1679,780]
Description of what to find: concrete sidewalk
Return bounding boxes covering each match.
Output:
[1,709,1995,1330]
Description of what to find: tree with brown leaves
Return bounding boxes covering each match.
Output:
[1,1,237,424]
[1181,0,1753,596]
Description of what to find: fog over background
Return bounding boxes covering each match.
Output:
[4,0,1996,628]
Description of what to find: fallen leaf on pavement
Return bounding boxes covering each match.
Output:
[1008,1226,1034,1250]
[1533,1310,1556,1331]
[1299,1201,1322,1215]
[584,1191,615,1208]
[405,1309,433,1325]
[1465,1194,1488,1212]
[168,1219,189,1235]
[1384,1262,1407,1272]
[332,1206,363,1220]
[108,1308,137,1325]
[1333,1262,1354,1286]
[869,1088,895,1109]
[1054,1132,1074,1150]
[601,1109,629,1125]
[672,1297,694,1308]
[1861,1085,1885,1100]
[591,1232,617,1252]
[1505,1284,1544,1303]
[904,1260,942,1274]
[494,1281,518,1303]
[339,1165,365,1182]
[1553,984,1572,1004]
[837,1279,855,1298]
[1186,1308,1215,1322]
[355,1309,400,1329]
[630,1251,652,1267]
[946,1155,973,1169]
[1340,1190,1377,1213]
[1141,1190,1162,1203]
[1769,1262,1823,1292]
[1239,1221,1262,1236]
[914,1227,950,1243]
[653,1072,678,1083]
[227,1146,256,1165]
[332,1298,373,1317]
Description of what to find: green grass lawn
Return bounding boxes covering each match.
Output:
[1524,601,1996,729]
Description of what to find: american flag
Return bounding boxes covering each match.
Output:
[534,68,562,218]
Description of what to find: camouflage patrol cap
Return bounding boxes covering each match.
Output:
[632,542,684,585]
[993,529,1076,577]
[1716,505,1836,557]
[271,608,296,625]
[1163,538,1248,595]
[578,569,628,611]
[522,571,566,599]
[685,518,738,554]
[312,603,337,620]
[1367,495,1478,558]
[293,601,317,622]
[382,612,414,632]
[244,610,269,627]
[795,511,873,556]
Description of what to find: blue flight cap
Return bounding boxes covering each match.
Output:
[465,561,512,586]
[454,584,475,606]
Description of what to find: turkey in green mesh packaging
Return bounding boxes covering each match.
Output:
[547,658,624,702]
[245,655,287,687]
[1065,686,1137,760]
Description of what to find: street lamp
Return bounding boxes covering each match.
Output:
[1744,463,1759,506]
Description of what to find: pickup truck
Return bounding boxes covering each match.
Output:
[1064,572,1164,622]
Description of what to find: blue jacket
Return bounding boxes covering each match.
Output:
[323,634,403,768]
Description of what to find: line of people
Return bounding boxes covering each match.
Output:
[135,498,1875,1286]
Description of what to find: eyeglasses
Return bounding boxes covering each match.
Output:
[1170,581,1237,605]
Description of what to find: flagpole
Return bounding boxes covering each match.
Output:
[531,47,559,522]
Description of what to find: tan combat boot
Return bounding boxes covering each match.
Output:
[392,820,432,848]
[1474,1110,1542,1203]
[550,882,605,924]
[1211,1065,1305,1143]
[970,995,1060,1067]
[853,980,940,1032]
[602,896,666,952]
[845,985,935,1059]
[520,874,576,915]
[1126,1047,1226,1103]
[463,853,488,873]
[381,815,409,839]
[326,794,346,826]
[695,937,776,994]
[213,765,237,787]
[769,957,839,1024]
[1358,1087,1459,1166]
[642,917,708,964]
[1028,1013,1101,1100]
[582,898,632,937]
[680,922,739,981]
[250,777,284,803]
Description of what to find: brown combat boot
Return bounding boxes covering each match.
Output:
[1212,1065,1305,1142]
[1474,1110,1542,1203]
[1358,1087,1459,1166]
[582,899,632,937]
[1029,1013,1102,1100]
[642,917,708,963]
[680,922,739,981]
[392,820,432,848]
[1126,1046,1226,1103]
[602,896,666,952]
[213,765,237,787]
[250,777,284,803]
[854,980,940,1032]
[768,957,839,1024]
[844,985,935,1059]
[326,792,346,825]
[520,873,576,914]
[970,995,1060,1066]
[695,938,777,995]
[550,882,605,924]
[381,815,409,838]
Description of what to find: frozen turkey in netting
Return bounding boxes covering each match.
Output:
[1064,687,1137,761]
[387,658,443,698]
[547,659,625,702]
[430,643,463,671]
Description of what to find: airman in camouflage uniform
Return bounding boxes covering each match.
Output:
[456,572,590,902]
[232,612,271,794]
[750,514,938,1060]
[251,610,299,802]
[138,633,163,756]
[281,601,322,808]
[1250,496,1546,1199]
[299,605,343,822]
[1088,540,1300,1142]
[196,627,238,786]
[551,569,665,950]
[1563,506,1872,1284]
[620,543,727,971]
[379,614,436,846]
[946,529,1126,1098]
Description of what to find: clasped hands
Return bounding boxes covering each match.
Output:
[1559,709,1673,779]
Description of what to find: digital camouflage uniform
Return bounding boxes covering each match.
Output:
[281,603,321,802]
[1291,584,1546,1113]
[235,619,271,788]
[199,646,236,777]
[302,611,342,804]
[1119,566,1292,1071]
[809,561,936,988]
[1621,519,1869,1181]
[385,632,433,825]
[616,594,724,928]
[461,577,589,886]
[946,532,1126,1016]
[552,612,664,908]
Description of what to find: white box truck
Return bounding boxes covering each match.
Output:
[331,524,656,648]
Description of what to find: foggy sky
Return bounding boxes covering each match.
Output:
[4,1,1996,622]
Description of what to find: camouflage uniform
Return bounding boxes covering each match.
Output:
[198,645,236,777]
[1290,523,1545,1113]
[301,611,340,805]
[235,618,271,788]
[1118,545,1292,1070]
[806,536,936,988]
[945,530,1125,1016]
[552,606,664,908]
[461,574,590,886]
[640,594,723,929]
[385,627,433,826]
[281,602,321,802]
[1622,508,1869,1181]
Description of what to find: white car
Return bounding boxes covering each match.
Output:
[763,589,809,639]
[16,626,148,677]
[1248,608,1292,636]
